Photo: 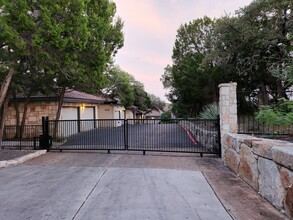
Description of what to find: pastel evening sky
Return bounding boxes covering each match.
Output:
[113,0,253,102]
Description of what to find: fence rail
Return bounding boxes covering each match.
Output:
[1,125,42,149]
[1,118,221,156]
[238,115,293,135]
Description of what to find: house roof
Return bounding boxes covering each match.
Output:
[11,89,120,105]
[64,90,106,104]
[145,109,162,117]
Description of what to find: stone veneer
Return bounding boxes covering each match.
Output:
[4,101,98,126]
[5,101,59,125]
[179,120,219,153]
[219,82,293,219]
[222,133,293,218]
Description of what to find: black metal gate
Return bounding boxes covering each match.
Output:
[41,117,220,156]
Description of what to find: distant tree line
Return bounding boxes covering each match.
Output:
[161,0,293,117]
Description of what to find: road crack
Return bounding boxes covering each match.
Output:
[72,168,108,220]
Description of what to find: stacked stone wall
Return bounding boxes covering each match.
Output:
[219,82,293,219]
[179,121,219,153]
[222,133,293,218]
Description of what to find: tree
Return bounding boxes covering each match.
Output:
[0,0,124,140]
[104,65,135,108]
[161,17,223,117]
[210,0,293,106]
[148,94,165,111]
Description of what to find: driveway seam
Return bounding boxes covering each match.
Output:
[72,168,108,220]
[201,171,235,220]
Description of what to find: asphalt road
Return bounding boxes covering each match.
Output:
[54,123,198,152]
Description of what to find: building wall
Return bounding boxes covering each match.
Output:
[4,101,100,126]
[98,104,114,119]
[5,101,59,126]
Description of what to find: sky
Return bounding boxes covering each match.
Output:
[112,0,253,102]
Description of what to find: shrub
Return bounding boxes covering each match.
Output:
[255,98,293,126]
[198,103,219,120]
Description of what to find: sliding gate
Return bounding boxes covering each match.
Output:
[44,118,220,156]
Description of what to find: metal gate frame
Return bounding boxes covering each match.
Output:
[41,117,221,157]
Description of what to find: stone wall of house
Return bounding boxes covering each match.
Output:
[5,101,59,126]
[219,82,293,219]
[178,121,219,153]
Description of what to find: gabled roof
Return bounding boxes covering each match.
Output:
[145,108,162,117]
[11,89,119,105]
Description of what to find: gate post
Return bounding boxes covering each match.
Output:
[124,119,128,150]
[40,116,51,150]
[219,83,238,158]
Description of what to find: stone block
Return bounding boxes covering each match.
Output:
[258,157,285,209]
[239,144,259,190]
[252,140,276,159]
[272,146,293,170]
[243,138,260,147]
[223,134,233,149]
[225,148,240,174]
[280,167,293,189]
[284,187,293,219]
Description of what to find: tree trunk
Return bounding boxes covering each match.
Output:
[19,97,30,138]
[13,94,21,138]
[259,83,268,105]
[53,87,66,137]
[0,69,15,109]
[0,94,10,147]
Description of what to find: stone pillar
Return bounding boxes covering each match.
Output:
[219,83,238,157]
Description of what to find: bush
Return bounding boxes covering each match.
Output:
[160,111,173,123]
[198,103,219,120]
[255,98,293,126]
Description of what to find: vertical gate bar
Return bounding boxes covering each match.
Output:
[123,119,126,150]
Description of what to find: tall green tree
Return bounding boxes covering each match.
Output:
[210,0,293,105]
[161,17,223,117]
[0,0,124,109]
[104,65,135,108]
[0,0,124,140]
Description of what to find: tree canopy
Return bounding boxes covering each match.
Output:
[104,65,165,111]
[0,0,124,108]
[162,0,293,117]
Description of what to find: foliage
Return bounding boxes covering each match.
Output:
[255,99,293,126]
[198,103,219,120]
[160,111,173,123]
[149,94,165,111]
[104,65,135,107]
[162,0,293,117]
[161,17,223,118]
[0,0,124,105]
[132,81,151,112]
[104,65,153,111]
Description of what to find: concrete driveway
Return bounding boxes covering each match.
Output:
[0,152,287,220]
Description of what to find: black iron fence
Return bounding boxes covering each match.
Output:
[1,125,42,150]
[238,115,293,135]
[1,118,221,156]
[237,89,293,136]
[47,118,220,156]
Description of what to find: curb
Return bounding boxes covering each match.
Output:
[0,150,47,168]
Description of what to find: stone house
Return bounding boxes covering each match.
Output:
[4,90,125,126]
